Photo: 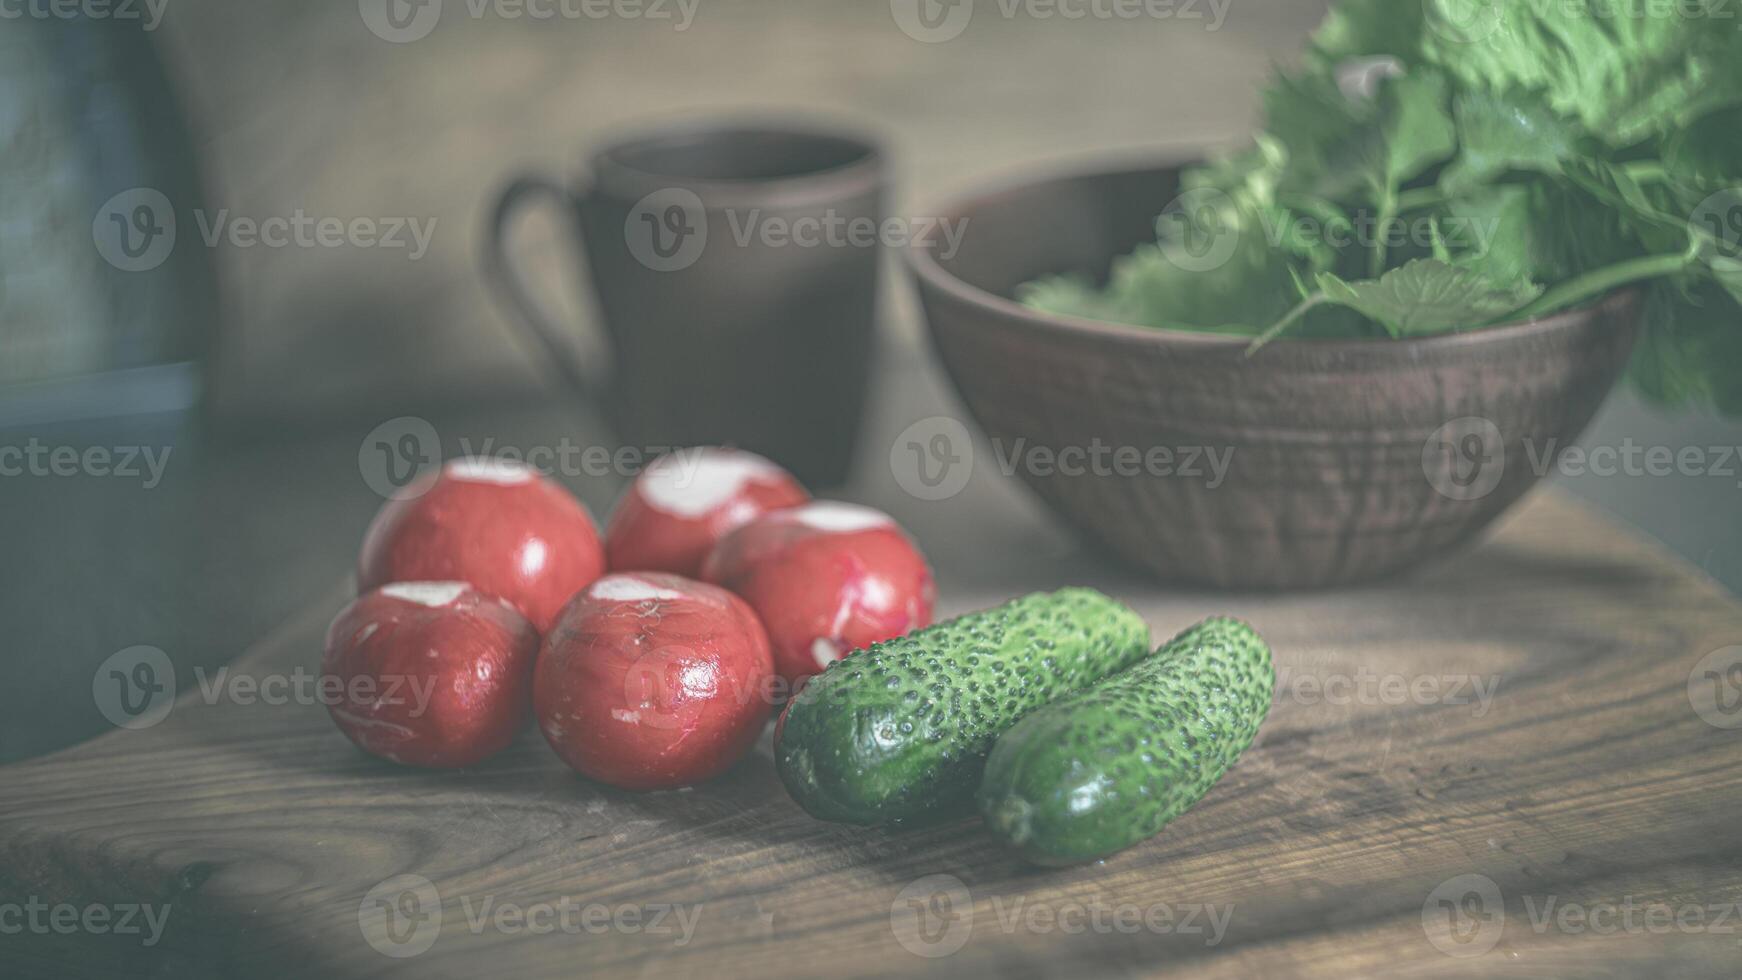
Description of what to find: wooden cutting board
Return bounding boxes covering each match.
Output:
[4,490,1742,979]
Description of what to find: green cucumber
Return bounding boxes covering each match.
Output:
[775,589,1150,825]
[978,618,1273,865]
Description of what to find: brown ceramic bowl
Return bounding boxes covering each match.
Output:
[907,158,1643,589]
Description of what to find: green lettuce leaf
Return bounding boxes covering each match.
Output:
[1265,68,1455,205]
[1442,180,1639,285]
[1663,106,1742,186]
[1439,87,1584,193]
[1016,189,1301,336]
[1315,259,1542,336]
[1629,280,1742,414]
[1012,0,1742,415]
[1421,0,1742,146]
[1308,0,1425,66]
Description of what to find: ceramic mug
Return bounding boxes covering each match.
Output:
[484,121,888,488]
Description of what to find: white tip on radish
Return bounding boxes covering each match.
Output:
[811,637,844,669]
[446,457,537,485]
[788,501,894,534]
[380,582,470,607]
[587,576,692,603]
[639,449,784,518]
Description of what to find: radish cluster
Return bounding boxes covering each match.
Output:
[324,449,933,790]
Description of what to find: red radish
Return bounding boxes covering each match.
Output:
[357,458,605,633]
[702,501,934,687]
[323,582,540,768]
[535,573,775,791]
[605,448,809,578]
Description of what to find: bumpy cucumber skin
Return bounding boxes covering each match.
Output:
[978,618,1273,866]
[775,589,1151,825]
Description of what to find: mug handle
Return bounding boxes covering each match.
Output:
[482,174,608,396]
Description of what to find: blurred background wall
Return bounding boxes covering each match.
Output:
[171,0,1327,425]
[2,0,1738,764]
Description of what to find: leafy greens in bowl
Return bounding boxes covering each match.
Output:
[1021,0,1742,415]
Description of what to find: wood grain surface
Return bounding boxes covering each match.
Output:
[3,490,1741,979]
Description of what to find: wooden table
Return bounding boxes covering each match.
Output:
[5,483,1741,979]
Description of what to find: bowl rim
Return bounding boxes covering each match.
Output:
[904,151,1642,351]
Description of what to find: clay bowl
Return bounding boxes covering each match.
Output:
[906,158,1642,589]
